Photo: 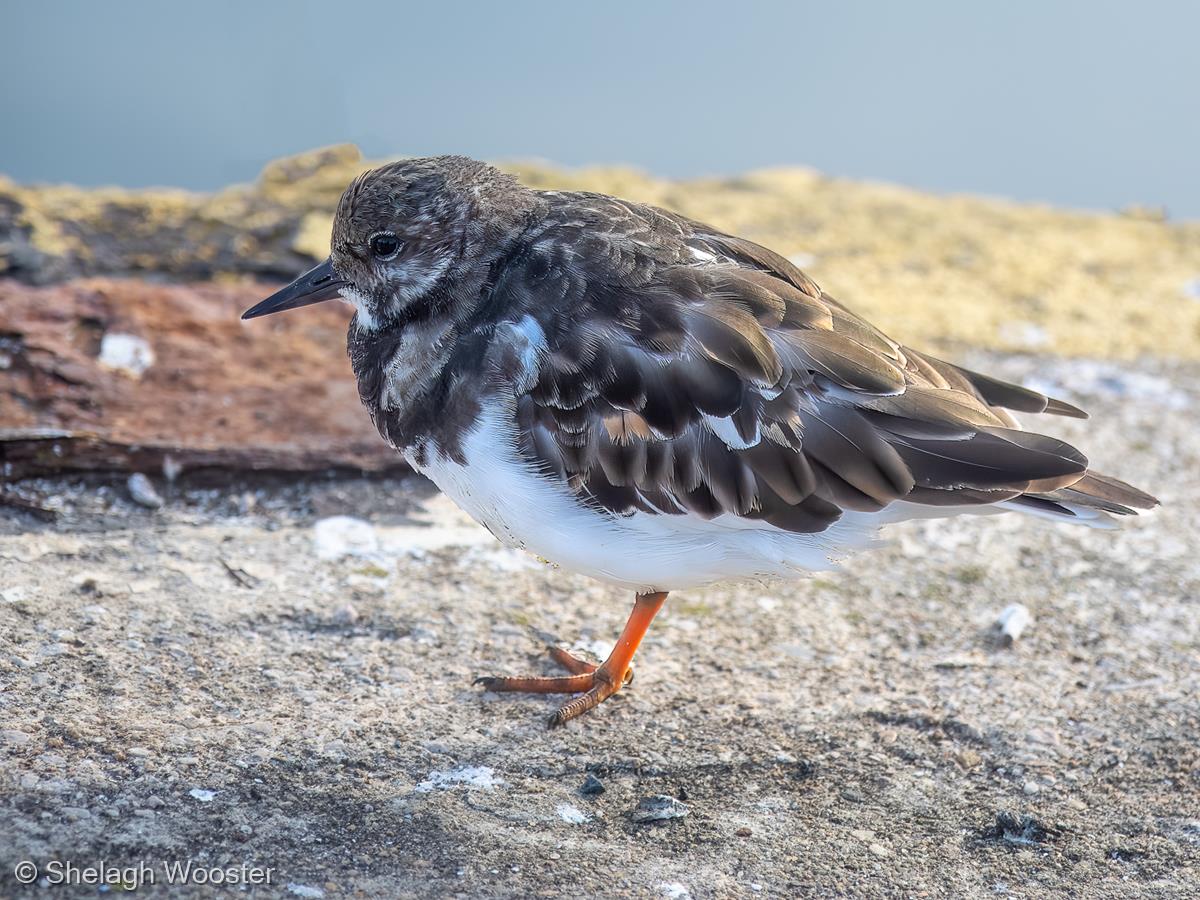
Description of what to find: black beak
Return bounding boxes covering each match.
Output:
[241,258,347,320]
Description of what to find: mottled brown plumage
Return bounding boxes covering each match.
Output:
[243,156,1158,726]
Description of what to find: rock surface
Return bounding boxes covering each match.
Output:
[4,145,1200,359]
[1,354,1195,898]
[0,278,396,479]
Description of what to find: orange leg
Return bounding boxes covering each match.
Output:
[475,591,667,727]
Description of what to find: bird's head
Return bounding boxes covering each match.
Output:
[242,156,536,330]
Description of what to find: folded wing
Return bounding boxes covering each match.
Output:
[498,202,1154,533]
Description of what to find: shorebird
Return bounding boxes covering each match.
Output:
[243,156,1157,726]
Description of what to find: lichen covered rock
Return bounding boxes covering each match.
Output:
[3,145,1199,360]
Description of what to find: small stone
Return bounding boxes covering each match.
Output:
[632,794,689,824]
[188,788,217,802]
[98,333,155,377]
[286,885,325,899]
[994,603,1032,646]
[74,574,103,595]
[1,729,32,746]
[162,454,183,483]
[127,473,164,509]
[579,773,606,795]
[658,882,692,899]
[868,843,891,858]
[127,746,152,758]
[556,803,590,825]
[957,749,982,770]
[1023,781,1040,796]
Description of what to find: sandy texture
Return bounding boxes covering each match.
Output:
[4,145,1200,359]
[1,353,1196,898]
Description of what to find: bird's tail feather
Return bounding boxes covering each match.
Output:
[1005,470,1159,526]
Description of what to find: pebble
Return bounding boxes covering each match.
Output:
[556,803,590,825]
[579,773,606,795]
[658,882,692,899]
[286,885,326,898]
[631,795,689,824]
[98,333,155,377]
[188,788,217,802]
[957,749,982,770]
[995,604,1032,646]
[127,473,164,509]
[868,843,891,858]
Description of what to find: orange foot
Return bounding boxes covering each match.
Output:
[475,591,667,727]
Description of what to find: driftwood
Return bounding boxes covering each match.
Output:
[0,278,402,481]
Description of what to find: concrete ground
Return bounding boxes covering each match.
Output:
[1,353,1197,898]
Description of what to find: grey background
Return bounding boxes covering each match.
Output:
[3,0,1197,217]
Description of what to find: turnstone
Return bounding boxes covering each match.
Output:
[243,156,1157,726]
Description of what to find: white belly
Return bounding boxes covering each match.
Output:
[410,408,884,593]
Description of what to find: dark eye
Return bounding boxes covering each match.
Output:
[368,231,401,260]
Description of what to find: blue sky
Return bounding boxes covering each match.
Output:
[3,1,1198,217]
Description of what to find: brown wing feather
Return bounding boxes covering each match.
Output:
[505,204,1154,531]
